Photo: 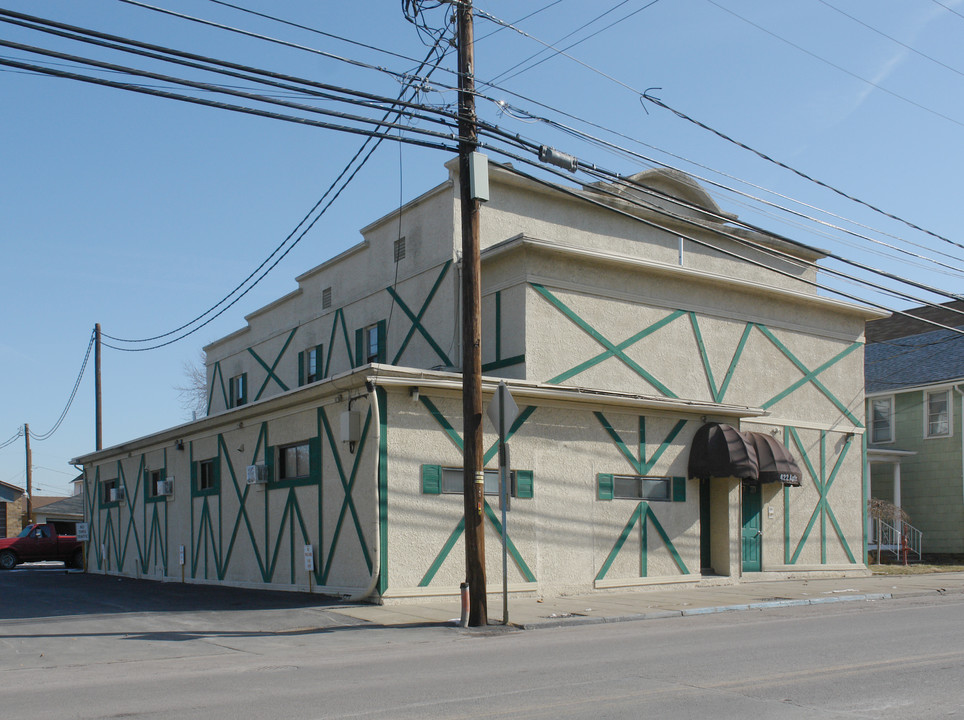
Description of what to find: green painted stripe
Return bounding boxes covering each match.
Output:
[756,326,862,426]
[482,355,525,372]
[389,260,452,366]
[484,502,536,582]
[418,517,465,587]
[495,290,502,360]
[641,420,687,475]
[689,313,719,400]
[419,396,464,452]
[595,503,643,581]
[533,284,679,396]
[716,323,753,402]
[593,411,641,474]
[376,387,389,595]
[483,406,537,465]
[644,505,689,575]
[249,328,297,401]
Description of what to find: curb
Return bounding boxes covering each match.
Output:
[517,592,895,630]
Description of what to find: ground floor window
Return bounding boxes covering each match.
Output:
[278,442,311,480]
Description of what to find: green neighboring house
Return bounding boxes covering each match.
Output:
[866,301,964,555]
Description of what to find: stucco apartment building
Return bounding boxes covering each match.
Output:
[73,159,879,602]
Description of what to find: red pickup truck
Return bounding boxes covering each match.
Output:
[0,523,83,570]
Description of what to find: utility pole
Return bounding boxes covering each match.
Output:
[95,323,102,451]
[24,423,32,524]
[457,0,487,626]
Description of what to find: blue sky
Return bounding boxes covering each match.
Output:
[2,0,962,497]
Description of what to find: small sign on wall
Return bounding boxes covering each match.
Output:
[304,545,314,572]
[179,545,186,566]
[76,523,89,542]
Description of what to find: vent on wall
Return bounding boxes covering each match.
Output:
[322,287,332,309]
[394,237,406,262]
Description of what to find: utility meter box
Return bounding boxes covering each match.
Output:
[341,410,361,443]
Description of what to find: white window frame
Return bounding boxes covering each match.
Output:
[924,388,953,439]
[365,324,380,365]
[440,467,500,496]
[870,395,895,444]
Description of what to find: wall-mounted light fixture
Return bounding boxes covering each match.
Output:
[175,439,184,451]
[410,386,420,402]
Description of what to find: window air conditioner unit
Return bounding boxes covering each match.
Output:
[110,487,125,502]
[157,479,174,496]
[246,463,268,485]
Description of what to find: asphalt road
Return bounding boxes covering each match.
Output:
[2,567,964,718]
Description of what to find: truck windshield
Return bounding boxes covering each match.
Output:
[17,526,35,538]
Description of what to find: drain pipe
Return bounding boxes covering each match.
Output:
[956,385,964,504]
[344,379,381,603]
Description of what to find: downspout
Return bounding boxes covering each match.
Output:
[956,385,964,504]
[344,379,381,602]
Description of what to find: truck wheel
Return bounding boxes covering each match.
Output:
[0,551,17,570]
[70,548,84,569]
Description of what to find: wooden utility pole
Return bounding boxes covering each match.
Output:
[457,0,487,626]
[24,423,32,524]
[95,323,102,451]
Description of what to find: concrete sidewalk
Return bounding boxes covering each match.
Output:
[329,572,964,630]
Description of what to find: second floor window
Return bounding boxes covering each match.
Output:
[198,459,216,491]
[229,373,247,408]
[299,345,323,385]
[871,397,894,443]
[926,390,951,438]
[148,469,164,497]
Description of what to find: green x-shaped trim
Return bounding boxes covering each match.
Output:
[217,432,268,580]
[418,500,537,586]
[757,326,862,427]
[418,396,537,464]
[320,406,373,582]
[594,413,687,475]
[119,460,144,571]
[388,260,452,366]
[689,315,753,403]
[786,428,856,564]
[206,361,227,416]
[595,502,689,581]
[327,308,354,375]
[248,328,297,401]
[533,284,679,396]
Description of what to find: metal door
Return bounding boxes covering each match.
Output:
[741,482,762,572]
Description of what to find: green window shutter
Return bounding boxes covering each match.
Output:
[355,328,364,367]
[309,437,322,483]
[597,473,614,501]
[297,351,305,386]
[213,458,221,490]
[514,469,534,499]
[376,319,387,363]
[422,464,442,495]
[315,344,324,378]
[239,372,248,405]
[672,476,686,503]
[265,446,275,482]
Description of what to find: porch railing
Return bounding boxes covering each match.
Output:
[868,517,922,563]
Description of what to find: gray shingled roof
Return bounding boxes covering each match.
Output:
[866,325,964,393]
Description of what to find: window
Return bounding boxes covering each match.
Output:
[613,475,671,501]
[299,345,323,386]
[148,469,164,498]
[198,460,216,491]
[356,321,386,366]
[871,397,894,443]
[926,389,951,438]
[229,373,247,408]
[598,474,685,502]
[103,478,117,504]
[421,465,533,499]
[278,442,311,480]
[394,237,406,262]
[322,287,332,310]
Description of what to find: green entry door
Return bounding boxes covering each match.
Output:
[741,482,762,572]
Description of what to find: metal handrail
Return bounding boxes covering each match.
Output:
[869,517,922,563]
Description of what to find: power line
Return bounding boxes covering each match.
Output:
[642,92,964,253]
[703,0,964,130]
[29,330,95,442]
